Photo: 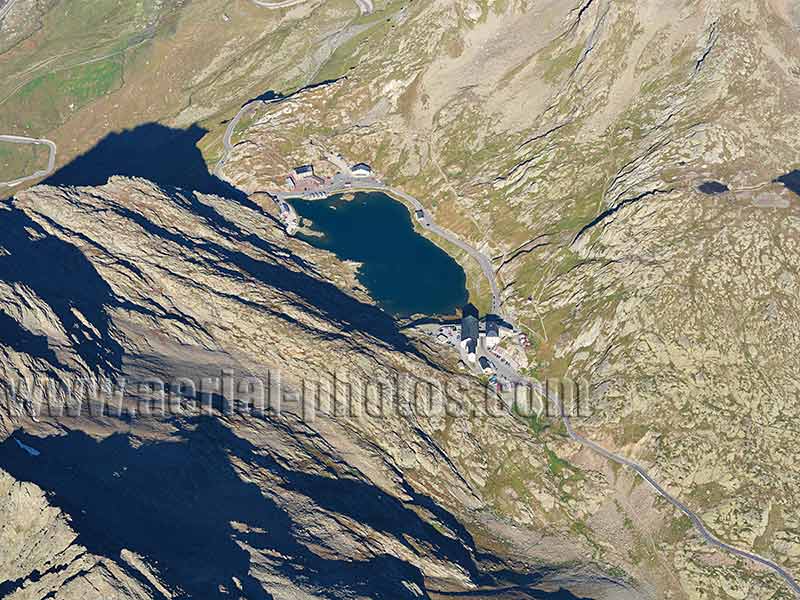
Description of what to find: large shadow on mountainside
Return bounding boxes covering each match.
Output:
[45,122,247,201]
[0,207,123,373]
[37,121,425,355]
[0,419,592,600]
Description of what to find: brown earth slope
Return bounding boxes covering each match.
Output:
[217,0,800,597]
[2,0,800,598]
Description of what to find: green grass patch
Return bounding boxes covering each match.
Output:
[0,142,47,183]
[5,56,123,132]
[542,43,583,83]
[546,448,571,477]
[662,514,692,544]
[512,402,550,436]
[313,2,405,84]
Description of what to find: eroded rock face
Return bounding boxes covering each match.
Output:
[0,179,637,599]
[215,0,800,597]
[4,0,800,597]
[0,468,161,600]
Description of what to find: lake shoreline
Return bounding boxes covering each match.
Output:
[289,191,469,319]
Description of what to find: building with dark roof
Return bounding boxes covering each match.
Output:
[462,303,479,320]
[485,316,500,349]
[351,163,372,177]
[460,304,479,362]
[294,164,314,178]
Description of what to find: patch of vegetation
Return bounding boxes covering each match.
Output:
[440,28,465,58]
[506,403,589,516]
[528,411,549,435]
[570,518,600,551]
[620,422,649,445]
[482,454,541,508]
[0,142,47,183]
[231,112,258,145]
[604,564,629,581]
[754,503,784,555]
[546,447,571,477]
[314,1,406,84]
[688,481,727,509]
[512,402,550,435]
[662,514,692,544]
[6,57,123,132]
[542,43,584,83]
[0,0,168,97]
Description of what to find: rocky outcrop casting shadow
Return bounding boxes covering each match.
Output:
[0,207,123,373]
[0,421,418,599]
[114,188,422,354]
[45,123,247,202]
[1,119,602,600]
[37,121,431,356]
[0,419,591,600]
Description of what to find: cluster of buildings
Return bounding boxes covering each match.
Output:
[286,164,325,194]
[270,159,374,233]
[264,195,299,234]
[458,304,516,372]
[285,162,373,194]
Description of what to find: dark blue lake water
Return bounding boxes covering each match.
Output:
[698,180,729,195]
[291,191,468,317]
[776,170,800,196]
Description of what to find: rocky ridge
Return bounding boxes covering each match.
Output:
[1,0,800,597]
[0,178,635,599]
[217,0,800,597]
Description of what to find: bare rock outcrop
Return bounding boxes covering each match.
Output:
[0,178,635,599]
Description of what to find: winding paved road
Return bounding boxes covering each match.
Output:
[381,186,502,315]
[378,182,800,596]
[493,358,800,596]
[353,0,373,14]
[14,8,786,591]
[0,135,57,188]
[215,97,283,178]
[356,179,800,595]
[270,173,505,315]
[559,409,800,596]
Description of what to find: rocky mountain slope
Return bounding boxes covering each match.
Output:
[215,0,800,597]
[0,179,640,599]
[2,0,800,598]
[0,0,373,185]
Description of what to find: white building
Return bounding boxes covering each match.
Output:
[479,356,494,374]
[351,163,372,177]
